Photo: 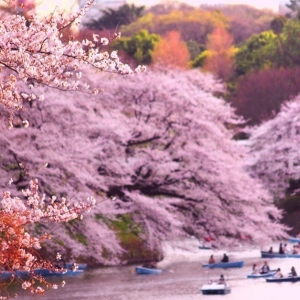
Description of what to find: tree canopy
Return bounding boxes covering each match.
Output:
[0,0,141,295]
[1,69,286,264]
[84,4,145,31]
[246,95,300,199]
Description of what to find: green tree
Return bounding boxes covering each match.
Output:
[113,29,160,64]
[186,40,205,60]
[234,31,277,77]
[85,4,145,30]
[273,19,300,67]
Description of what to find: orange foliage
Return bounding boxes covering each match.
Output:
[152,31,190,69]
[203,27,235,80]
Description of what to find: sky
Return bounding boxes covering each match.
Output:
[129,0,287,12]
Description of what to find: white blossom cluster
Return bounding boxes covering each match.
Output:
[0,0,144,128]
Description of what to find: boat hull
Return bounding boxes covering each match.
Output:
[261,251,300,258]
[202,261,244,269]
[201,284,231,295]
[34,268,84,277]
[0,268,83,281]
[247,271,276,279]
[135,267,163,275]
[288,237,300,243]
[0,270,30,281]
[266,276,300,283]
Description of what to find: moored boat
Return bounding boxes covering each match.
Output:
[0,268,84,281]
[246,271,276,279]
[135,267,163,275]
[261,251,300,258]
[34,268,84,277]
[201,283,231,295]
[266,276,300,283]
[288,237,300,243]
[0,270,30,281]
[202,261,244,269]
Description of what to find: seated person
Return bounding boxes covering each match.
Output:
[274,268,283,278]
[260,261,270,274]
[252,263,259,274]
[268,247,273,253]
[289,266,297,277]
[293,245,299,254]
[208,255,215,264]
[218,274,225,284]
[142,261,157,269]
[221,254,229,263]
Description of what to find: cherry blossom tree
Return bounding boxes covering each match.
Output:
[246,96,300,198]
[0,1,287,296]
[1,68,287,271]
[0,0,141,296]
[0,0,140,129]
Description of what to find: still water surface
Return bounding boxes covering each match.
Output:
[14,239,300,300]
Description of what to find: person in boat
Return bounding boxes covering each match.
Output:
[279,243,284,254]
[218,274,225,284]
[283,243,289,253]
[274,268,283,278]
[260,261,270,274]
[268,246,273,253]
[252,263,259,274]
[208,255,215,264]
[289,266,297,277]
[221,254,229,263]
[142,261,157,269]
[292,245,299,254]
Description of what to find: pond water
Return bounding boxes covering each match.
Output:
[11,239,300,300]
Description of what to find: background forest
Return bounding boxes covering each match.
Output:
[2,0,300,269]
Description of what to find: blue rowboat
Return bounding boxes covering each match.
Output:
[135,267,163,275]
[288,237,300,243]
[33,268,84,277]
[266,276,300,283]
[0,270,31,281]
[202,261,244,269]
[261,251,300,258]
[0,268,83,281]
[201,283,231,295]
[247,271,276,279]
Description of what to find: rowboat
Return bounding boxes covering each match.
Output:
[266,276,300,283]
[33,268,84,277]
[202,261,244,269]
[201,283,231,295]
[261,251,300,258]
[0,270,30,281]
[135,267,163,275]
[288,237,300,243]
[0,268,84,281]
[246,271,276,278]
